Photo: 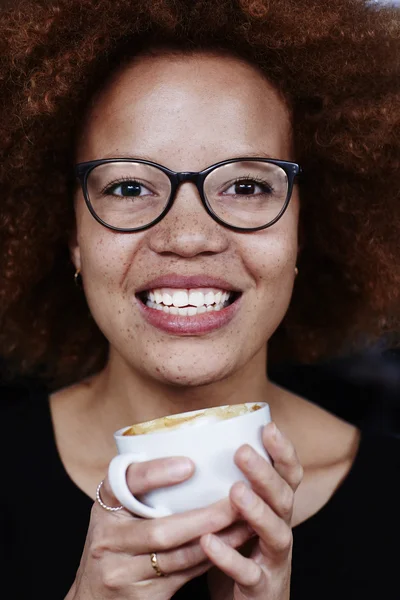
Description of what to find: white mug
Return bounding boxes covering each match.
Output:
[108,402,271,518]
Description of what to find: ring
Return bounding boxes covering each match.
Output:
[150,552,165,577]
[96,480,124,512]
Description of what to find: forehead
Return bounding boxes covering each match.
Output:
[78,52,293,168]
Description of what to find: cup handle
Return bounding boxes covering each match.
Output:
[108,453,173,519]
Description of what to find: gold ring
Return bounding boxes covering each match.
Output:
[150,552,165,577]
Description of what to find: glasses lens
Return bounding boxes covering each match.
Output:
[86,162,171,229]
[204,161,289,229]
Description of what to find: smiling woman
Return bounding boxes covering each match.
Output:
[0,1,399,600]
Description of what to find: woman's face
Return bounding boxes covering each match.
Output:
[72,52,299,386]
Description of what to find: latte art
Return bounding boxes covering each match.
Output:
[123,403,262,436]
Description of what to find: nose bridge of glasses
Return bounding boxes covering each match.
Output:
[176,171,200,184]
[172,171,204,205]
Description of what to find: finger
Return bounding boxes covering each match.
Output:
[230,482,293,560]
[234,443,294,522]
[200,533,266,591]
[135,520,254,579]
[99,456,195,508]
[169,559,213,589]
[262,422,304,492]
[104,495,241,554]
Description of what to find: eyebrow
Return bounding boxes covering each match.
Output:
[97,150,286,163]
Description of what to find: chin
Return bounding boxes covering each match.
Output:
[148,359,234,388]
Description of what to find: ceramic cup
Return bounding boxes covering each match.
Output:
[108,402,271,518]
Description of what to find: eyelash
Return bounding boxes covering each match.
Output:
[101,177,152,195]
[225,176,274,193]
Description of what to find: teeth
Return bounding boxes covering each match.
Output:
[163,292,173,306]
[188,291,205,307]
[204,291,215,306]
[144,287,234,315]
[172,290,189,308]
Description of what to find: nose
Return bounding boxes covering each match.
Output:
[147,181,230,258]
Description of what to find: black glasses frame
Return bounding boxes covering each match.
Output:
[75,157,302,233]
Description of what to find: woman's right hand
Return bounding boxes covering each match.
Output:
[65,457,254,600]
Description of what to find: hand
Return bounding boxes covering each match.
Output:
[65,456,254,600]
[200,422,303,600]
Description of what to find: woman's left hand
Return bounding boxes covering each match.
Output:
[200,421,303,600]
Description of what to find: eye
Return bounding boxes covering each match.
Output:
[104,180,153,197]
[222,178,273,196]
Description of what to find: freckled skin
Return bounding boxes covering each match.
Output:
[71,52,299,387]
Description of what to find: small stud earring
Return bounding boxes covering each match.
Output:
[74,268,83,288]
[294,266,299,276]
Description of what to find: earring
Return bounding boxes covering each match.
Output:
[294,266,299,276]
[74,268,83,288]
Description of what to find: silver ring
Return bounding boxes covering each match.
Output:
[96,480,124,512]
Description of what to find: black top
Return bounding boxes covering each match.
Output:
[1,386,399,600]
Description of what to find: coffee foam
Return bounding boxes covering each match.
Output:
[123,403,262,436]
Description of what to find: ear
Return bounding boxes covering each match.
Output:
[69,226,81,272]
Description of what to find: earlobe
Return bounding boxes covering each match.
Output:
[69,229,81,272]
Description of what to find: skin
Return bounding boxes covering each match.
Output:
[53,52,360,600]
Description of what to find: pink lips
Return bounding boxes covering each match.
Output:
[135,274,242,335]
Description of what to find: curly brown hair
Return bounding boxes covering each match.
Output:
[0,0,399,389]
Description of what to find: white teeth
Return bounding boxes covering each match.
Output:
[163,292,173,306]
[188,291,205,307]
[144,286,235,315]
[172,290,189,308]
[204,291,215,306]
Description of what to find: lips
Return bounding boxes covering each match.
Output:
[135,274,242,335]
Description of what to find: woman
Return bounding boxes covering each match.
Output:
[0,0,399,599]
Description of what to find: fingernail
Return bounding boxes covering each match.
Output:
[270,422,282,441]
[205,533,222,552]
[236,483,254,507]
[168,459,193,479]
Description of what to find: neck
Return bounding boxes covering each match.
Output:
[84,345,285,434]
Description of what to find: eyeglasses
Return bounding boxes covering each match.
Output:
[75,157,302,233]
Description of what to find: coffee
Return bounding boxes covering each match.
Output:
[123,403,262,436]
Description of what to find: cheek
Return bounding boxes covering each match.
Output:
[77,223,141,315]
[243,227,297,285]
[240,223,298,334]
